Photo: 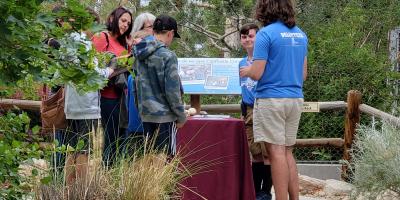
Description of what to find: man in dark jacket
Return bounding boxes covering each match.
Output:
[133,15,186,155]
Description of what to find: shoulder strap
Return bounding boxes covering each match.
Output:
[103,32,110,51]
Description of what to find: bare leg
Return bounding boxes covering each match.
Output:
[286,147,299,200]
[266,143,288,200]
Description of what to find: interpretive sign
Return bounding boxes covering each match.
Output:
[178,58,242,94]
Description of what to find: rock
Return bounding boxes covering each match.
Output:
[378,190,400,200]
[357,190,400,200]
[299,175,326,195]
[324,179,354,196]
[188,108,197,115]
[18,158,49,179]
[199,111,208,115]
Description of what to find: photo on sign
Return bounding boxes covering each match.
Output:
[179,64,212,85]
[204,76,229,90]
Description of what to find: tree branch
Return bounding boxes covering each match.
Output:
[359,21,378,48]
[179,23,220,40]
[180,22,235,52]
[187,21,221,39]
[191,2,216,9]
[178,40,192,53]
[220,37,234,51]
[167,0,180,12]
[208,38,230,52]
[219,30,238,40]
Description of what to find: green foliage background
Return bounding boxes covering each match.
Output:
[295,0,400,144]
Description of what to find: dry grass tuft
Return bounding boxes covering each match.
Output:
[35,129,193,200]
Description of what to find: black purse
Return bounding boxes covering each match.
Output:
[108,68,129,90]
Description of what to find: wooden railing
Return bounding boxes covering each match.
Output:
[0,98,41,111]
[1,90,399,180]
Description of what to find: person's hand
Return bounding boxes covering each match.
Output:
[176,121,185,128]
[127,36,134,47]
[107,68,114,77]
[132,38,143,45]
[239,66,251,78]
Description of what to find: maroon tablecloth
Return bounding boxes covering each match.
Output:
[177,117,255,200]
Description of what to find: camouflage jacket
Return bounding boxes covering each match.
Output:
[133,36,186,124]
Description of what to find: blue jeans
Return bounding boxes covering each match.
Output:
[52,119,97,173]
[53,130,66,173]
[100,97,125,166]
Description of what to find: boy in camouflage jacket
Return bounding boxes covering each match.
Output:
[133,15,186,155]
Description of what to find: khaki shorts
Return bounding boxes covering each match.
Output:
[243,106,269,163]
[253,98,303,146]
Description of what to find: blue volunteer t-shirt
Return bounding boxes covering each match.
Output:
[127,75,144,133]
[239,57,257,106]
[253,21,308,98]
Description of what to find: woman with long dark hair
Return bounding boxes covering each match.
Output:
[92,6,133,166]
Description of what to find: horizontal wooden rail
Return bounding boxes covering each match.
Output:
[294,138,344,148]
[319,101,347,110]
[0,99,41,111]
[360,104,400,127]
[185,101,347,114]
[1,99,347,113]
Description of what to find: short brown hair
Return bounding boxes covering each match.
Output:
[240,23,259,35]
[255,0,296,28]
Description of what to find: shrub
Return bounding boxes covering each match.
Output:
[349,122,400,198]
[0,112,47,199]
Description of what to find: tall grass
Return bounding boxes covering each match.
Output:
[349,122,400,199]
[34,128,195,200]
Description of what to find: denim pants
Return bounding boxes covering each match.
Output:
[53,130,66,173]
[100,97,125,166]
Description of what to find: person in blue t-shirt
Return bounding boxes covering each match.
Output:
[239,23,272,200]
[240,0,308,199]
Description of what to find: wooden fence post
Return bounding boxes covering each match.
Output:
[190,94,201,114]
[342,90,362,180]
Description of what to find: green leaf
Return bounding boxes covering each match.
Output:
[31,168,38,176]
[88,23,106,34]
[76,139,84,151]
[31,126,40,135]
[35,13,55,28]
[66,145,75,153]
[40,176,52,185]
[6,15,25,28]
